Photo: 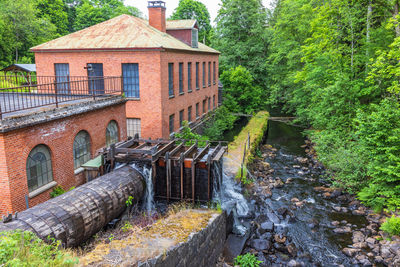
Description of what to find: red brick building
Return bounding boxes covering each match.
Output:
[0,96,127,215]
[31,1,220,139]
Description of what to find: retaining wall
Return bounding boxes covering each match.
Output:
[138,211,227,267]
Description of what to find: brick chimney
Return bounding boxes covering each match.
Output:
[148,1,166,32]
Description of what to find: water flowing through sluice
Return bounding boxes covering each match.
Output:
[213,159,250,236]
[130,163,155,213]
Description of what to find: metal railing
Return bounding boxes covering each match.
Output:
[0,76,123,119]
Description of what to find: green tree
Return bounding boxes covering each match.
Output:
[36,0,69,35]
[220,65,262,114]
[73,0,141,31]
[213,0,270,86]
[0,0,57,65]
[170,0,212,45]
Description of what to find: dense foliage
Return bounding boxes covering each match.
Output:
[0,230,77,266]
[0,0,141,67]
[234,253,262,267]
[263,0,400,211]
[170,0,212,45]
[381,215,400,236]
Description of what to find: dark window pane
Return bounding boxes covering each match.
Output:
[169,63,174,96]
[122,63,140,98]
[179,63,184,94]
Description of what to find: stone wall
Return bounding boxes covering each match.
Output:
[138,211,226,267]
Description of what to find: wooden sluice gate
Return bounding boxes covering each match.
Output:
[103,138,228,203]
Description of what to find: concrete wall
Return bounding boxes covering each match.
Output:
[138,211,226,267]
[0,101,127,215]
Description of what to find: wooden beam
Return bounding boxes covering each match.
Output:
[193,143,210,163]
[212,147,226,162]
[169,143,184,157]
[152,140,175,161]
[179,152,184,200]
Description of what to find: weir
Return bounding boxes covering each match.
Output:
[102,138,227,203]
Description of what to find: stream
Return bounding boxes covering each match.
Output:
[242,120,369,266]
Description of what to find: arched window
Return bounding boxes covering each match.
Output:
[106,120,119,146]
[26,145,53,192]
[73,131,91,169]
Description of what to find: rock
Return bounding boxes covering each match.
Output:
[293,165,301,169]
[342,248,360,257]
[287,243,297,257]
[277,207,288,216]
[291,198,300,203]
[313,186,334,192]
[287,259,300,267]
[365,237,376,245]
[322,192,332,198]
[260,221,274,232]
[331,221,340,226]
[250,239,271,251]
[333,206,342,212]
[331,189,342,197]
[223,233,250,264]
[260,187,272,198]
[297,171,305,175]
[274,179,284,188]
[285,178,294,184]
[374,256,383,263]
[295,201,304,208]
[352,209,366,216]
[389,243,400,255]
[353,242,367,249]
[380,247,393,259]
[274,234,286,244]
[353,231,365,243]
[333,226,351,234]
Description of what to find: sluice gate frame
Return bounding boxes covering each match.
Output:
[103,138,227,203]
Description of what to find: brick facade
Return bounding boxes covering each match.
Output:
[0,103,126,215]
[34,50,219,139]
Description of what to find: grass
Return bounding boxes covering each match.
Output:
[0,230,78,267]
[79,204,220,266]
[225,111,269,184]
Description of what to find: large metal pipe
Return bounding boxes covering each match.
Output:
[0,166,144,247]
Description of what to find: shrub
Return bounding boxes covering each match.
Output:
[0,230,77,266]
[380,216,400,236]
[50,186,65,198]
[234,253,262,267]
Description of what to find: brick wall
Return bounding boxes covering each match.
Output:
[0,103,126,215]
[34,49,219,139]
[160,51,219,138]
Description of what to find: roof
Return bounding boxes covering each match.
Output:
[166,19,197,30]
[31,15,219,54]
[1,64,36,73]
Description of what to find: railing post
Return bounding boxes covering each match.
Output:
[92,78,96,101]
[54,80,59,108]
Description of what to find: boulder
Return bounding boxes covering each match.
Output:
[260,221,274,232]
[274,234,286,244]
[333,226,351,234]
[352,231,365,243]
[250,239,271,251]
[342,248,360,257]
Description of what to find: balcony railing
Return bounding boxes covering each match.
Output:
[0,75,123,119]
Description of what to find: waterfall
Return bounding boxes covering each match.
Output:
[130,163,155,213]
[213,158,250,236]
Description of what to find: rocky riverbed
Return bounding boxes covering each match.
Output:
[234,120,400,267]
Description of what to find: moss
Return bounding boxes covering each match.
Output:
[226,111,269,183]
[79,209,218,266]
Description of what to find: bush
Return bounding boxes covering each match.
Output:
[203,106,237,140]
[174,121,208,146]
[380,216,400,236]
[50,186,75,198]
[0,230,77,266]
[234,253,262,267]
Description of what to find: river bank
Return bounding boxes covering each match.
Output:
[233,120,400,267]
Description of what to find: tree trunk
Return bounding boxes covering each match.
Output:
[394,0,400,37]
[365,1,372,75]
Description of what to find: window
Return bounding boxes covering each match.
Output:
[169,114,175,134]
[55,63,70,94]
[203,99,206,114]
[73,131,91,169]
[106,120,119,146]
[213,62,216,84]
[127,118,141,138]
[202,62,206,87]
[122,63,140,98]
[213,95,216,109]
[179,110,184,127]
[196,103,199,118]
[188,62,192,92]
[208,97,211,111]
[191,28,198,48]
[208,62,211,86]
[26,145,53,192]
[179,63,184,94]
[188,106,192,122]
[195,62,199,90]
[168,63,174,97]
